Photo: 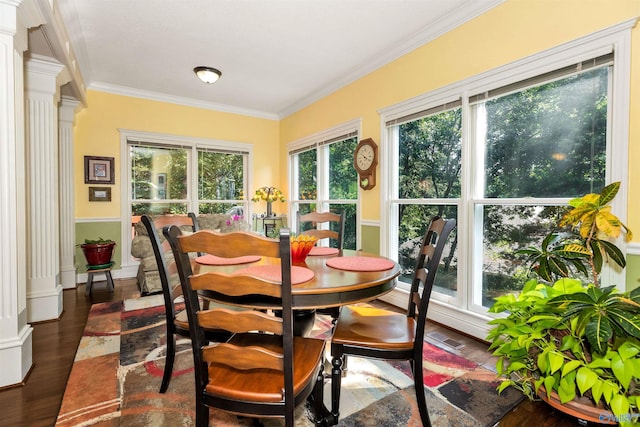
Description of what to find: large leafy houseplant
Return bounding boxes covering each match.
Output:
[486,182,640,425]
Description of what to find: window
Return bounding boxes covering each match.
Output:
[381,23,631,339]
[288,120,360,249]
[120,130,251,267]
[392,105,461,296]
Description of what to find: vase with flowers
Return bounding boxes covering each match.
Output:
[225,214,250,232]
[251,186,285,217]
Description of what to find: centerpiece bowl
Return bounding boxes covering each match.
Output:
[290,235,317,264]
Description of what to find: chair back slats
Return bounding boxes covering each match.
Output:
[408,216,456,316]
[147,213,198,230]
[197,308,283,335]
[301,228,339,241]
[410,268,428,318]
[298,211,342,224]
[177,230,281,258]
[297,210,346,250]
[163,226,326,426]
[190,272,283,298]
[202,343,284,372]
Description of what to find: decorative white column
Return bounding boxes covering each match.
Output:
[24,54,66,322]
[58,97,80,289]
[0,0,42,388]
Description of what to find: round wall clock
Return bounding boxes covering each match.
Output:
[354,138,378,190]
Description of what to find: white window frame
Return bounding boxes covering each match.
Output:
[287,119,361,247]
[379,20,633,340]
[119,129,253,271]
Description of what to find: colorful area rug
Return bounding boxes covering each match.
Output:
[55,296,523,426]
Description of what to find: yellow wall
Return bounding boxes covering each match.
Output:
[280,0,640,232]
[74,1,640,242]
[74,90,280,218]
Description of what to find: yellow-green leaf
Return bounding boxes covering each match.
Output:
[610,394,630,419]
[591,379,604,404]
[576,367,598,395]
[611,353,633,390]
[562,360,582,377]
[595,208,621,238]
[549,352,564,374]
[544,376,555,394]
[558,384,576,404]
[497,380,513,394]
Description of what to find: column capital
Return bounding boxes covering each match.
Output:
[25,54,67,96]
[59,96,81,125]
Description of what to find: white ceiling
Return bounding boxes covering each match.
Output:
[46,0,501,119]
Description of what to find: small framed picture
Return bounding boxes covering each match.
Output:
[85,156,115,184]
[89,186,111,202]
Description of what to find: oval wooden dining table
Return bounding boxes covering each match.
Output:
[192,249,400,311]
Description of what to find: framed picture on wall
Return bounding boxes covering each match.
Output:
[85,156,115,184]
[89,186,111,202]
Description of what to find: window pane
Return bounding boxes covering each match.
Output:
[198,151,244,200]
[398,108,462,199]
[480,204,566,307]
[199,202,244,215]
[328,138,358,200]
[296,150,317,200]
[398,204,458,297]
[131,145,187,200]
[131,202,187,216]
[483,67,608,198]
[329,203,357,250]
[295,202,315,223]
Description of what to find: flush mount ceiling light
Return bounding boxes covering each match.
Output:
[194,66,222,84]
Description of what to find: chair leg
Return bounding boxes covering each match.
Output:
[159,332,176,393]
[330,353,344,423]
[413,360,432,427]
[195,399,209,427]
[308,362,326,426]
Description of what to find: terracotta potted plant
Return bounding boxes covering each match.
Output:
[486,182,639,426]
[80,237,116,267]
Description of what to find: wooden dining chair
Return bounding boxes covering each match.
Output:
[297,210,346,321]
[163,227,329,427]
[297,210,345,250]
[140,214,230,393]
[329,216,456,427]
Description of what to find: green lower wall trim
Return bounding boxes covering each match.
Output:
[361,224,380,255]
[626,254,640,291]
[75,221,122,273]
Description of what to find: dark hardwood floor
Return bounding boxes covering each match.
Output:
[0,278,593,426]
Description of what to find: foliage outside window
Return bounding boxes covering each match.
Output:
[290,132,359,250]
[130,142,248,217]
[389,58,612,314]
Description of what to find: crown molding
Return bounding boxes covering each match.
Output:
[278,0,505,118]
[89,81,279,121]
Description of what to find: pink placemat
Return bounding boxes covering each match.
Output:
[326,256,395,272]
[309,247,339,256]
[195,254,261,265]
[233,265,315,284]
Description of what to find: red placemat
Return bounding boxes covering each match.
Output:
[309,247,339,256]
[233,265,315,284]
[326,256,395,272]
[195,254,261,265]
